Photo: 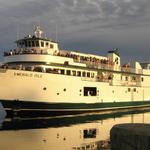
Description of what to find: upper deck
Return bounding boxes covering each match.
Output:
[2,26,150,76]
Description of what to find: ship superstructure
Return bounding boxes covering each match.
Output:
[1,26,150,118]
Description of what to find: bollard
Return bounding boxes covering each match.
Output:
[110,123,150,150]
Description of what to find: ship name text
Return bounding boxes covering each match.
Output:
[14,72,42,78]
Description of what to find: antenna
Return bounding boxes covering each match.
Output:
[55,24,58,42]
[17,24,20,40]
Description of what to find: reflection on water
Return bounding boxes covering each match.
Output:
[0,108,150,150]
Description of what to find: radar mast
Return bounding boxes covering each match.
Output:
[34,26,43,38]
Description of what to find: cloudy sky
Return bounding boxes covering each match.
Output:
[0,0,150,62]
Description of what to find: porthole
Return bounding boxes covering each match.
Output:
[63,88,66,92]
[43,87,47,90]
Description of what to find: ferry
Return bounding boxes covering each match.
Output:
[1,26,150,118]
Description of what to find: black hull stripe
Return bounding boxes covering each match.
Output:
[1,100,150,109]
[1,99,150,118]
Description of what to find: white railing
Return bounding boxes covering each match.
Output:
[74,59,143,74]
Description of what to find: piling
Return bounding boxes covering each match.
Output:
[110,123,150,150]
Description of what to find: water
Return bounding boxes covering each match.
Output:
[0,108,150,150]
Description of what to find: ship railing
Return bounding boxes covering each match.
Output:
[77,60,143,74]
[119,81,141,86]
[76,60,115,71]
[81,77,97,82]
[121,67,143,74]
[4,49,50,56]
[81,77,110,83]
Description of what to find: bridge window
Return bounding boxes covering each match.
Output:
[41,41,44,47]
[25,41,28,47]
[32,41,35,47]
[28,41,31,47]
[36,41,39,47]
[84,87,97,96]
[46,42,49,47]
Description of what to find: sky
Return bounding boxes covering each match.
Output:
[0,0,150,63]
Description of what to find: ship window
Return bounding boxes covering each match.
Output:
[91,73,95,78]
[84,87,97,96]
[25,41,28,47]
[36,41,39,47]
[53,69,59,74]
[128,88,131,92]
[141,77,144,82]
[82,72,86,77]
[46,68,53,73]
[72,70,76,76]
[33,67,43,72]
[132,76,136,81]
[133,88,136,92]
[125,76,128,81]
[32,41,35,47]
[121,76,123,80]
[66,70,71,75]
[83,128,97,138]
[60,69,65,74]
[28,41,31,47]
[87,72,90,78]
[46,42,49,47]
[21,42,24,47]
[25,66,32,71]
[41,41,44,47]
[77,71,81,77]
[50,44,54,49]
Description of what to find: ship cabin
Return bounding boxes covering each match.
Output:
[5,26,59,56]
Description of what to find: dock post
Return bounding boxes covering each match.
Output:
[110,123,150,150]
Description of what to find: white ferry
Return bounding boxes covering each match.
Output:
[1,26,150,118]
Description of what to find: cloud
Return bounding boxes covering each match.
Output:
[0,0,150,61]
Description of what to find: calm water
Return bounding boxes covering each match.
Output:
[0,108,150,150]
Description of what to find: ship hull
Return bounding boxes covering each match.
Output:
[1,69,150,118]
